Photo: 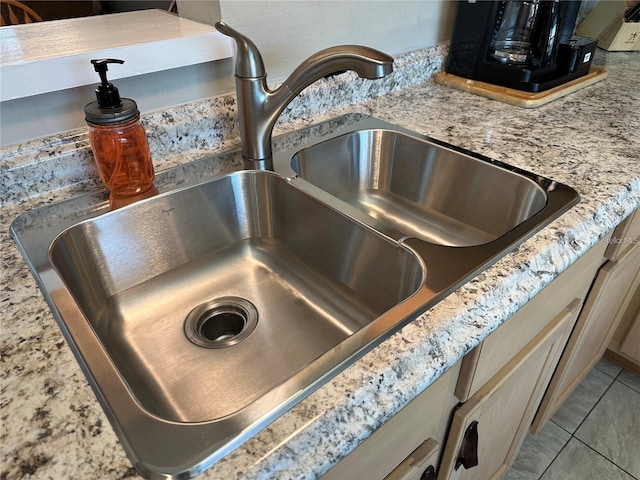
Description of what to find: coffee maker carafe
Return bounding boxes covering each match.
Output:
[447,0,597,92]
[489,1,560,68]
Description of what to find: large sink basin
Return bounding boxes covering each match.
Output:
[11,114,579,479]
[49,170,424,423]
[289,128,547,247]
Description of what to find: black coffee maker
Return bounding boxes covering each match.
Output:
[446,0,597,92]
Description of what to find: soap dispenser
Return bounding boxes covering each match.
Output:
[84,58,157,209]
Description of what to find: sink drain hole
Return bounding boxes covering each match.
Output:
[201,311,245,342]
[185,297,258,348]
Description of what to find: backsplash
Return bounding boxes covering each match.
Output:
[0,44,446,208]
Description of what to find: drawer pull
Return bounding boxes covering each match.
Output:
[419,465,436,480]
[455,420,479,470]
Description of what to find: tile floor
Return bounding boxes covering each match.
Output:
[504,358,640,480]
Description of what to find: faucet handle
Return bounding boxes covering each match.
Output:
[215,22,266,79]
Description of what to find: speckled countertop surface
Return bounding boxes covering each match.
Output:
[1,48,639,479]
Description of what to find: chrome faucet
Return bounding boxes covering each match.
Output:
[215,22,394,170]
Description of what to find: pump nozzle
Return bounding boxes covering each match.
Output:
[90,58,125,109]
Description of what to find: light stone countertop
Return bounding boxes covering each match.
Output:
[1,47,639,479]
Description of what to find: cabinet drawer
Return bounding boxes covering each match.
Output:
[323,361,461,480]
[455,238,608,401]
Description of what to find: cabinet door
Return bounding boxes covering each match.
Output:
[532,242,640,431]
[438,300,580,480]
[606,266,640,375]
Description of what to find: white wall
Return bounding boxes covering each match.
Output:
[0,0,455,146]
[219,0,456,82]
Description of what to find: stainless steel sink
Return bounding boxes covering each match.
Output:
[288,128,547,246]
[11,114,579,479]
[48,170,424,423]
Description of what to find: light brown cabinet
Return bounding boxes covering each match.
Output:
[437,301,580,480]
[533,208,640,431]
[604,207,640,375]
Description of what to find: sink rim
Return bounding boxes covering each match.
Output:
[10,115,580,479]
[12,167,434,478]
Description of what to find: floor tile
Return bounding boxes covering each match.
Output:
[540,438,634,480]
[550,367,614,433]
[594,357,623,378]
[575,381,640,477]
[618,369,640,393]
[503,421,570,480]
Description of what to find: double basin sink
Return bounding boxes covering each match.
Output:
[11,116,578,478]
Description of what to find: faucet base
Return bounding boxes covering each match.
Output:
[244,157,274,171]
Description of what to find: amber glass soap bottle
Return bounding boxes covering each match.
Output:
[84,59,157,209]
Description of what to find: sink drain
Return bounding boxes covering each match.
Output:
[184,297,258,348]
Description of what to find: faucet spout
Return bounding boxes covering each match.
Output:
[215,22,394,170]
[283,45,393,95]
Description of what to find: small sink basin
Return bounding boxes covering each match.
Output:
[290,128,547,246]
[11,114,579,479]
[49,170,424,423]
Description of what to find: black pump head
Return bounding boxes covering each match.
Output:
[91,58,125,109]
[84,58,139,125]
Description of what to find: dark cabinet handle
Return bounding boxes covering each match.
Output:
[455,420,479,470]
[420,465,436,480]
